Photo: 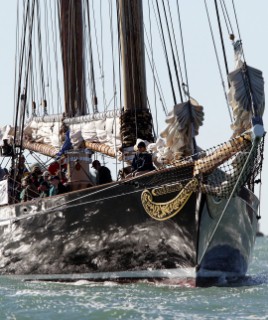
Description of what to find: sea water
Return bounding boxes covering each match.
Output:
[1,237,267,320]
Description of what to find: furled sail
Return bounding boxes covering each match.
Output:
[0,108,121,159]
[228,41,265,137]
[148,98,204,166]
[9,110,122,158]
[23,114,63,148]
[65,110,121,152]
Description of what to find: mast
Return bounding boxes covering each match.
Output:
[119,0,154,147]
[60,0,93,189]
[119,0,147,111]
[60,0,86,117]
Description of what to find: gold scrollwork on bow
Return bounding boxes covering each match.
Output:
[151,183,183,196]
[141,178,199,221]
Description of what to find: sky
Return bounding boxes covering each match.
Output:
[0,1,267,234]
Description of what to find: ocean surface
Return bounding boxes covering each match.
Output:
[1,236,267,320]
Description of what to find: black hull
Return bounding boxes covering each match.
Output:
[197,189,259,283]
[0,171,259,286]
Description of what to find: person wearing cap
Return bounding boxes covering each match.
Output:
[91,160,112,185]
[39,181,50,198]
[130,141,155,177]
[49,175,67,196]
[38,170,51,184]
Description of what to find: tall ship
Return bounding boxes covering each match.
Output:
[0,1,265,286]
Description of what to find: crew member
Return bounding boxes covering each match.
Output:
[130,141,155,177]
[91,160,112,185]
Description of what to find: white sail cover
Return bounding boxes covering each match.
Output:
[65,111,121,150]
[0,111,122,155]
[23,115,63,148]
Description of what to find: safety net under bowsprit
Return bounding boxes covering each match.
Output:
[138,133,265,199]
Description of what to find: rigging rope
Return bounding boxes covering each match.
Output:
[36,1,46,101]
[175,0,190,100]
[85,0,98,113]
[12,1,26,186]
[214,0,230,85]
[219,0,234,38]
[166,1,185,101]
[108,0,117,115]
[44,0,53,114]
[71,1,80,115]
[29,50,35,117]
[11,0,36,199]
[143,35,168,116]
[147,0,158,136]
[14,0,30,151]
[231,0,246,62]
[204,0,233,123]
[153,0,177,105]
[49,2,63,114]
[20,0,36,151]
[161,0,183,103]
[115,0,122,112]
[55,0,63,114]
[256,136,265,219]
[92,0,107,110]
